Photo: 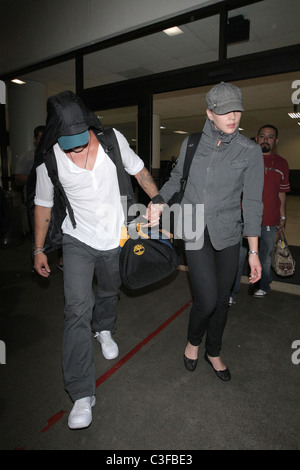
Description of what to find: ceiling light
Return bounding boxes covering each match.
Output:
[163,27,183,37]
[160,126,166,129]
[288,112,300,118]
[174,130,188,134]
[11,79,26,85]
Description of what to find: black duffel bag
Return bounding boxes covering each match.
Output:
[119,224,180,290]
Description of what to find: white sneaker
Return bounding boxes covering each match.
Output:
[253,289,267,298]
[229,297,236,306]
[68,396,96,429]
[95,330,119,360]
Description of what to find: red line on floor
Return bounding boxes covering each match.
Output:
[31,299,191,440]
[96,299,192,388]
[41,410,67,433]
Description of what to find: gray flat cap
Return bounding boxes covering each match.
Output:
[206,82,244,114]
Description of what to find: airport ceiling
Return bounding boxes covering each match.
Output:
[9,0,300,139]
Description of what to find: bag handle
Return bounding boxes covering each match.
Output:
[276,227,288,246]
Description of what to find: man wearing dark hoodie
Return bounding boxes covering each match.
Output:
[33,91,162,429]
[156,82,264,381]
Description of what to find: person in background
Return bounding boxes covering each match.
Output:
[15,125,63,269]
[15,125,45,195]
[153,82,264,382]
[253,125,290,297]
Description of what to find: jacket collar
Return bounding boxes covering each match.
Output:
[202,118,239,144]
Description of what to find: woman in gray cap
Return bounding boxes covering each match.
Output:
[156,82,264,381]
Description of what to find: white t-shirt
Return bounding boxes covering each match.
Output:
[34,129,144,250]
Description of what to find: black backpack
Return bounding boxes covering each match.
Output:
[26,128,136,254]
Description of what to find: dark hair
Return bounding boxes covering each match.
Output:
[257,124,278,139]
[34,125,45,139]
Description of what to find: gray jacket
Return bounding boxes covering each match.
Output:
[160,118,264,250]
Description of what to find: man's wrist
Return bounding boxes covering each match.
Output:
[33,247,45,256]
[151,194,164,204]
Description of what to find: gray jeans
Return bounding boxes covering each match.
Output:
[62,234,121,401]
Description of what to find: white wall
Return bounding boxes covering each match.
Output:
[161,134,187,161]
[276,128,300,170]
[7,80,47,172]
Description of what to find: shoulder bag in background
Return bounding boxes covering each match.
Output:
[271,228,296,277]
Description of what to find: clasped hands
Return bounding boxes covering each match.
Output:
[142,201,164,227]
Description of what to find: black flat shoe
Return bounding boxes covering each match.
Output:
[183,354,198,372]
[204,352,231,381]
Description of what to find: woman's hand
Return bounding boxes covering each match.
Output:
[143,201,164,227]
[248,253,262,283]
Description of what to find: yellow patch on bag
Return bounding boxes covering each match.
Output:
[119,225,130,247]
[136,223,150,239]
[133,244,145,256]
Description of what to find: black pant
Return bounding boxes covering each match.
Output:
[185,228,240,357]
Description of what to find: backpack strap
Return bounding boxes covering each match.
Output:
[167,132,202,236]
[180,132,202,193]
[95,127,136,221]
[44,149,77,229]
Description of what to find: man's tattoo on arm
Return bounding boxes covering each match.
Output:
[136,167,158,198]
